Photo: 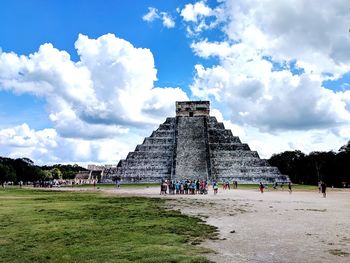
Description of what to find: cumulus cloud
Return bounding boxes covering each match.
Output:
[142,7,159,22]
[161,12,175,28]
[0,33,189,163]
[0,123,58,163]
[180,1,212,22]
[0,123,134,165]
[0,34,188,140]
[142,7,175,28]
[189,0,350,133]
[179,1,222,34]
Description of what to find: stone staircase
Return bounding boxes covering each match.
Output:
[174,116,210,181]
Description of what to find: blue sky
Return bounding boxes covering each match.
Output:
[0,0,224,129]
[0,0,196,128]
[0,0,350,164]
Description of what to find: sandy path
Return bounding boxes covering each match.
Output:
[58,186,350,262]
[166,189,350,263]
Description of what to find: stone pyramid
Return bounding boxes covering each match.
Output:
[107,101,289,183]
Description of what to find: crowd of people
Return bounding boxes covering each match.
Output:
[159,179,240,195]
[160,179,210,195]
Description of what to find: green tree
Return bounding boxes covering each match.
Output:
[39,170,53,181]
[0,164,16,187]
[50,168,62,179]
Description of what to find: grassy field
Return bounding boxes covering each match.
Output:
[0,189,217,263]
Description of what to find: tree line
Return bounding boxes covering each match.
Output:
[268,141,350,187]
[0,157,86,186]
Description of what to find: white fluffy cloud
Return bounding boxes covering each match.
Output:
[142,7,159,22]
[180,1,212,22]
[190,0,350,131]
[143,7,175,28]
[0,34,188,139]
[0,34,188,163]
[186,0,350,155]
[179,1,223,35]
[0,123,135,165]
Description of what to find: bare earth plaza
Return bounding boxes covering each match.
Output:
[1,1,350,262]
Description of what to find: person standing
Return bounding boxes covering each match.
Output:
[288,182,292,194]
[259,182,265,194]
[321,182,327,198]
[213,182,218,195]
[318,181,321,193]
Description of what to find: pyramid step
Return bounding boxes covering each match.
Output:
[157,124,175,131]
[208,121,225,129]
[209,143,250,151]
[150,130,174,138]
[117,167,171,173]
[143,137,174,145]
[126,152,173,159]
[212,158,270,167]
[208,129,233,137]
[209,136,241,143]
[211,150,260,158]
[119,160,171,168]
[135,144,174,152]
[163,117,175,125]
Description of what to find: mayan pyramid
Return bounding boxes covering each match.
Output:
[107,101,289,183]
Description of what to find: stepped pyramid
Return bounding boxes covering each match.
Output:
[107,101,289,183]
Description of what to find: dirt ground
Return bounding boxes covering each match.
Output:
[68,186,350,262]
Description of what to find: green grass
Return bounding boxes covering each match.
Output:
[0,189,217,263]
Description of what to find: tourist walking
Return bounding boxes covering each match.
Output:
[115,178,120,188]
[213,182,218,195]
[160,181,167,195]
[318,181,322,193]
[259,182,265,193]
[321,182,327,198]
[175,181,180,194]
[288,182,292,194]
[273,182,278,190]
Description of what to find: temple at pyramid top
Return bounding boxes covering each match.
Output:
[105,101,290,184]
[176,101,210,117]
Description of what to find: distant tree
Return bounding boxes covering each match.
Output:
[335,146,350,186]
[50,168,62,179]
[339,141,350,152]
[308,151,336,185]
[39,170,53,181]
[0,164,16,187]
[268,150,306,183]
